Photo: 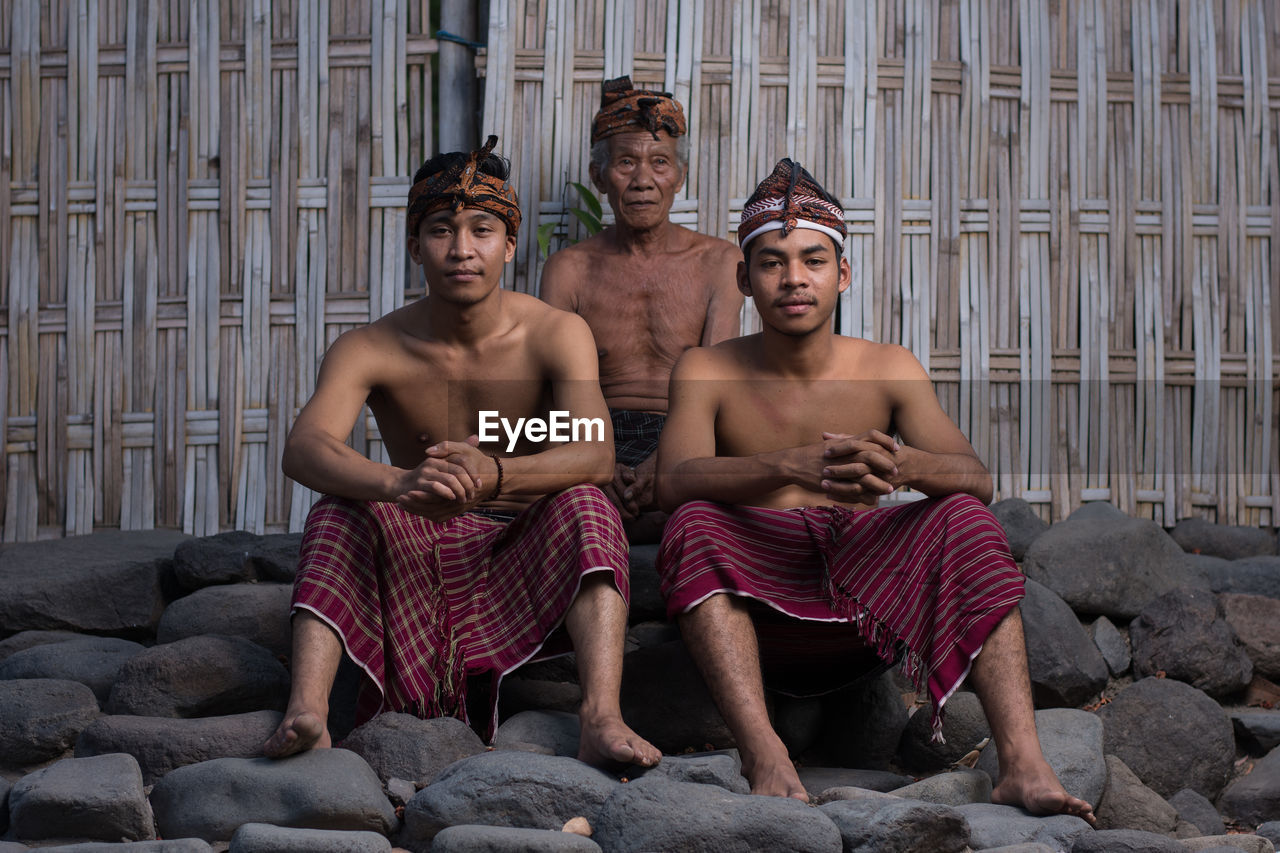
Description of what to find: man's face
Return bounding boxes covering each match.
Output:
[408,208,517,304]
[738,228,850,336]
[590,130,686,231]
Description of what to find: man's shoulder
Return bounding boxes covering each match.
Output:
[682,228,741,260]
[833,337,928,380]
[675,335,758,377]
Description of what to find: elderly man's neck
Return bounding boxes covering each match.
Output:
[612,219,683,255]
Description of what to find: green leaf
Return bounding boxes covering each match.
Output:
[537,221,557,258]
[569,182,603,220]
[569,207,603,235]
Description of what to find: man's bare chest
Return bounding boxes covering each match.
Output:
[714,381,895,456]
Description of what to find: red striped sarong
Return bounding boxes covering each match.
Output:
[292,484,628,738]
[657,493,1023,738]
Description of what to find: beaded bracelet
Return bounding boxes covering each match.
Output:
[487,455,504,500]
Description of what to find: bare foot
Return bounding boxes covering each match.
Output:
[992,757,1096,826]
[577,714,661,769]
[741,741,809,801]
[263,710,330,758]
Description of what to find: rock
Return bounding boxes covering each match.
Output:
[9,753,153,842]
[172,530,300,590]
[228,822,392,853]
[813,670,908,770]
[774,694,824,756]
[889,768,991,806]
[1219,746,1280,826]
[157,583,293,656]
[975,708,1105,807]
[0,679,99,767]
[149,748,397,841]
[626,544,666,623]
[386,777,416,807]
[1168,787,1226,836]
[1256,823,1280,847]
[1180,837,1276,853]
[1068,501,1127,521]
[430,825,602,852]
[1233,710,1280,755]
[0,629,87,661]
[973,846,1057,853]
[341,712,487,786]
[896,690,991,772]
[1221,593,1280,680]
[1070,829,1185,852]
[0,637,145,704]
[492,710,580,758]
[990,497,1049,561]
[796,766,913,793]
[1021,579,1109,706]
[591,774,842,852]
[627,621,680,649]
[812,786,899,804]
[1129,587,1253,697]
[498,678,582,716]
[403,752,617,844]
[1090,615,1131,676]
[0,530,187,634]
[74,710,283,785]
[107,634,289,717]
[34,843,214,852]
[618,641,732,753]
[1093,755,1178,833]
[1170,517,1277,560]
[953,802,1092,850]
[1023,513,1203,619]
[639,750,749,794]
[1205,556,1280,599]
[818,796,968,852]
[1096,677,1234,798]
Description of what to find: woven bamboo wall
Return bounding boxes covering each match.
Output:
[1,0,436,540]
[484,0,1280,527]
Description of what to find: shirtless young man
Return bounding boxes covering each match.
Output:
[541,76,742,539]
[263,137,659,771]
[655,158,1094,823]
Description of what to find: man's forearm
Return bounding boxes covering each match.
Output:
[497,442,614,496]
[282,434,402,502]
[895,446,993,504]
[657,451,794,512]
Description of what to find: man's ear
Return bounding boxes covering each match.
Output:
[736,258,752,297]
[407,234,422,265]
[588,161,606,194]
[504,233,518,263]
[837,255,852,294]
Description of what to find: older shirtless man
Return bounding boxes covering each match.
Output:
[655,158,1095,823]
[264,137,659,771]
[541,76,742,538]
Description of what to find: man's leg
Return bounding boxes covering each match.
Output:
[677,594,807,800]
[564,573,661,768]
[263,611,340,757]
[967,607,1096,823]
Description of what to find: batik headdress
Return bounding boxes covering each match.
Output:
[406,135,522,242]
[590,75,687,144]
[738,158,846,251]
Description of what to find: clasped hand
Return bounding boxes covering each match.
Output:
[809,429,903,505]
[394,435,495,521]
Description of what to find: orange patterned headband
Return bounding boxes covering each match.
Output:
[406,135,522,242]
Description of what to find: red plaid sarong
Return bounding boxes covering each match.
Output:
[657,493,1024,738]
[292,484,628,738]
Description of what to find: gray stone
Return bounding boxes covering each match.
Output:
[386,777,417,807]
[107,634,288,717]
[627,621,680,649]
[157,583,293,656]
[639,749,749,794]
[171,530,301,590]
[0,679,99,767]
[889,767,991,806]
[818,796,968,852]
[1021,579,1110,707]
[341,712,487,786]
[975,708,1105,807]
[1170,517,1277,560]
[626,544,666,623]
[431,825,602,852]
[0,530,188,634]
[1070,829,1185,852]
[990,497,1049,561]
[812,786,900,804]
[403,751,617,844]
[1093,755,1178,833]
[592,774,842,852]
[0,776,8,835]
[1091,615,1131,676]
[1067,501,1127,521]
[796,766,913,794]
[972,846,1057,853]
[0,637,145,704]
[9,753,153,842]
[953,802,1092,850]
[813,670,909,771]
[1219,746,1280,826]
[618,641,733,753]
[250,533,305,582]
[897,690,991,772]
[1168,787,1226,836]
[228,822,392,853]
[1180,838,1276,853]
[35,843,214,852]
[1023,513,1204,619]
[492,709,579,758]
[498,678,582,716]
[74,710,283,785]
[1232,710,1280,754]
[1205,556,1280,599]
[1097,677,1235,798]
[1129,587,1253,698]
[1221,593,1280,680]
[149,748,397,841]
[0,630,87,661]
[1257,824,1280,847]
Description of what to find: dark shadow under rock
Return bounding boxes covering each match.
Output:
[619,640,732,753]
